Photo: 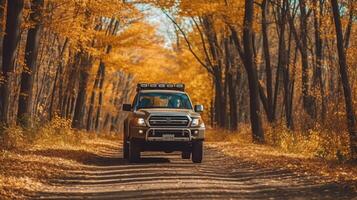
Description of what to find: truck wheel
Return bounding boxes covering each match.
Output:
[129,140,141,163]
[181,151,191,159]
[123,136,129,159]
[192,141,203,163]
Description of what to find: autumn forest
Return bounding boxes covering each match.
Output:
[0,0,357,199]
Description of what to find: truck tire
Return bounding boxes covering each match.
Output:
[181,151,191,159]
[123,136,129,159]
[192,141,203,163]
[129,140,141,163]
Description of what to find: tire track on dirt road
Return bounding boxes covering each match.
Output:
[33,143,356,199]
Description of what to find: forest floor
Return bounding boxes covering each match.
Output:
[1,132,357,199]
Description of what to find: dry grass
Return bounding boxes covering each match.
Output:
[206,124,352,160]
[0,117,119,199]
[206,126,357,189]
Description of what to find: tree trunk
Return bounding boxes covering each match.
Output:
[261,0,274,123]
[299,0,314,117]
[86,62,101,131]
[344,0,354,49]
[49,38,68,120]
[72,52,91,129]
[224,37,238,131]
[61,53,79,119]
[0,0,6,71]
[0,0,24,125]
[202,16,226,128]
[95,60,105,131]
[17,0,44,126]
[227,71,238,131]
[312,0,326,121]
[330,0,357,160]
[272,0,288,124]
[282,23,295,130]
[213,67,225,128]
[242,0,265,143]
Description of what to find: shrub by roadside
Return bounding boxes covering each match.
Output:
[206,126,357,190]
[0,117,119,199]
[206,124,351,160]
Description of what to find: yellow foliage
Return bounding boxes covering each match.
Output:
[0,117,119,199]
[0,126,25,150]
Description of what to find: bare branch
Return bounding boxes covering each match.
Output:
[161,9,214,74]
[191,17,214,70]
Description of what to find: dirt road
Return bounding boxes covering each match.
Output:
[34,144,356,199]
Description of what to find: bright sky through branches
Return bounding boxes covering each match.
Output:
[137,3,176,48]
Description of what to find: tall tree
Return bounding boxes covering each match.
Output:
[71,9,98,129]
[224,37,238,131]
[299,0,314,117]
[94,61,105,131]
[242,0,265,143]
[86,61,101,131]
[72,51,92,129]
[260,0,274,123]
[330,0,357,159]
[0,0,24,124]
[312,0,326,121]
[17,0,44,126]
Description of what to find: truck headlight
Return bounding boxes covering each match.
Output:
[132,118,146,127]
[191,118,204,127]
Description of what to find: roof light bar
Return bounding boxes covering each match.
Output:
[137,83,185,92]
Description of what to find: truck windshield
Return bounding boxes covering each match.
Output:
[136,92,193,109]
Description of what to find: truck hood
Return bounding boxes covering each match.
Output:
[134,108,200,118]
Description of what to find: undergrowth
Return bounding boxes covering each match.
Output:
[0,116,118,150]
[0,116,119,199]
[206,123,351,161]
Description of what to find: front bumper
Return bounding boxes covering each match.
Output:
[129,126,205,142]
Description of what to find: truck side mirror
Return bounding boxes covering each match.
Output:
[194,105,204,112]
[122,104,132,111]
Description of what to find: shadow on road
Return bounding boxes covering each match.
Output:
[32,145,356,200]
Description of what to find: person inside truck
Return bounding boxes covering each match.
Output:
[139,97,152,108]
[168,97,181,108]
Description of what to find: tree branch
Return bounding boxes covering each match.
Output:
[191,17,214,70]
[162,9,214,74]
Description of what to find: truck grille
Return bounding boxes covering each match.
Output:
[148,116,189,127]
[147,129,190,138]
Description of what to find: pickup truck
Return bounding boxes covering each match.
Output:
[122,83,205,163]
